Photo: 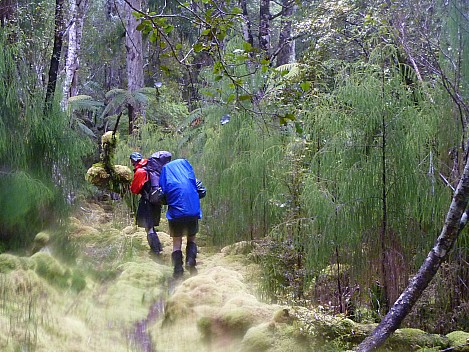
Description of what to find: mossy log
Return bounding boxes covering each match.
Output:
[292,307,451,351]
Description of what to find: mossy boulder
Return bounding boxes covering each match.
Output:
[240,316,313,352]
[221,241,254,256]
[240,322,274,352]
[292,307,451,351]
[30,252,70,288]
[0,254,32,273]
[446,331,469,351]
[384,328,450,351]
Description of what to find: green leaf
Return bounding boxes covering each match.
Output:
[201,29,211,35]
[164,25,174,34]
[295,122,303,134]
[238,95,251,101]
[227,94,236,103]
[149,31,158,43]
[214,75,223,81]
[300,81,311,91]
[243,41,253,52]
[284,113,295,121]
[201,91,214,97]
[231,7,242,15]
[159,41,167,49]
[193,43,204,52]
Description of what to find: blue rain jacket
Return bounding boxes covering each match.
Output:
[159,159,202,221]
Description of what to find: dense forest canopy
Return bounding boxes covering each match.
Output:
[1,0,469,350]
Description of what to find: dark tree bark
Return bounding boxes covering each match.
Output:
[45,0,65,110]
[275,0,296,66]
[356,146,469,351]
[0,0,14,27]
[258,0,271,57]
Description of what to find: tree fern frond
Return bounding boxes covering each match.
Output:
[73,120,97,138]
[132,91,150,105]
[275,63,302,80]
[105,88,127,100]
[68,95,103,112]
[136,87,157,96]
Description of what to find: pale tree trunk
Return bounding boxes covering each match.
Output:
[239,0,253,47]
[275,0,296,66]
[356,144,469,351]
[61,0,90,110]
[45,0,65,110]
[124,0,144,134]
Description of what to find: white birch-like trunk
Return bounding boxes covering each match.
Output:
[125,0,144,92]
[61,0,89,110]
[124,0,144,133]
[276,0,296,66]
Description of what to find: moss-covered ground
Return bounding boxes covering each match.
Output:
[0,200,466,351]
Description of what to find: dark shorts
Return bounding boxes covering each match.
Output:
[136,199,161,230]
[168,219,199,237]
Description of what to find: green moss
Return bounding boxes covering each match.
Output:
[70,269,87,293]
[446,331,469,351]
[383,328,450,351]
[219,307,257,336]
[197,316,213,341]
[31,231,51,254]
[241,322,274,352]
[0,254,23,273]
[30,252,69,288]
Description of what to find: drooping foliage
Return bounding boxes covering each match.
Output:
[0,31,92,250]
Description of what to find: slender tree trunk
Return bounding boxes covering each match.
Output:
[45,0,65,110]
[276,0,296,66]
[62,0,89,110]
[0,0,13,27]
[258,0,271,58]
[356,141,469,351]
[124,0,144,134]
[379,106,390,313]
[239,0,253,47]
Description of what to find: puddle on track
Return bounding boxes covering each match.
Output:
[127,278,180,352]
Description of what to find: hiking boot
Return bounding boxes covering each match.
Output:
[185,242,197,275]
[172,250,184,279]
[147,232,163,254]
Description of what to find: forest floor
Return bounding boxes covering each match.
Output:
[0,199,467,352]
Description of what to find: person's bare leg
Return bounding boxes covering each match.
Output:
[172,236,183,251]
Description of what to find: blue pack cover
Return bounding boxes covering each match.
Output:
[159,159,202,221]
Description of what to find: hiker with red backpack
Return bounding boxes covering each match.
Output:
[158,158,206,278]
[129,151,172,254]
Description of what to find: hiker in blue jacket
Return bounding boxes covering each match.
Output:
[159,158,206,278]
